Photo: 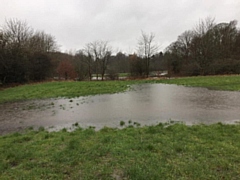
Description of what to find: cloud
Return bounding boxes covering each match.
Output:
[0,0,239,53]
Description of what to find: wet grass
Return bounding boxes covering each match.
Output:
[0,75,240,103]
[0,123,240,179]
[1,76,240,178]
[0,81,139,103]
[154,75,240,91]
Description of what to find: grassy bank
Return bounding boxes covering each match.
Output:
[155,75,240,91]
[0,81,139,104]
[0,75,240,103]
[0,123,240,179]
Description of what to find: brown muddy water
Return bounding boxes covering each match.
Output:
[0,84,240,135]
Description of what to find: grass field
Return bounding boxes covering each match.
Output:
[0,123,240,179]
[0,80,139,104]
[156,75,240,91]
[0,75,240,104]
[1,76,240,178]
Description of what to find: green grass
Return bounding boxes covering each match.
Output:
[1,75,240,104]
[154,75,240,91]
[0,81,139,104]
[0,123,240,179]
[1,76,240,178]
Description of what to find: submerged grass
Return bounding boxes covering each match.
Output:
[0,75,240,104]
[0,123,240,179]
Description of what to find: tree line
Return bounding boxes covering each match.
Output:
[0,19,58,84]
[165,17,240,76]
[1,17,240,84]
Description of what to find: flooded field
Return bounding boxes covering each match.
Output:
[0,84,240,135]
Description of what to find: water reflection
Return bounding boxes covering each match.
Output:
[0,84,240,134]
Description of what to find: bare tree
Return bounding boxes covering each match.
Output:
[194,17,216,37]
[29,31,59,52]
[191,17,217,75]
[86,40,112,80]
[177,30,194,59]
[165,17,240,76]
[2,19,33,49]
[137,31,158,77]
[0,19,60,83]
[79,47,94,81]
[74,50,88,80]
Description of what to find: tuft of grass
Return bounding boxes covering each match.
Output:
[120,121,125,126]
[38,126,45,131]
[0,124,240,179]
[73,122,79,127]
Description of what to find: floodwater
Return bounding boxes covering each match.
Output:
[1,84,240,135]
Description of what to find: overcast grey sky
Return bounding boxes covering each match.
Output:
[0,0,239,53]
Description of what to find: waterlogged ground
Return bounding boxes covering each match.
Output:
[1,84,240,135]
